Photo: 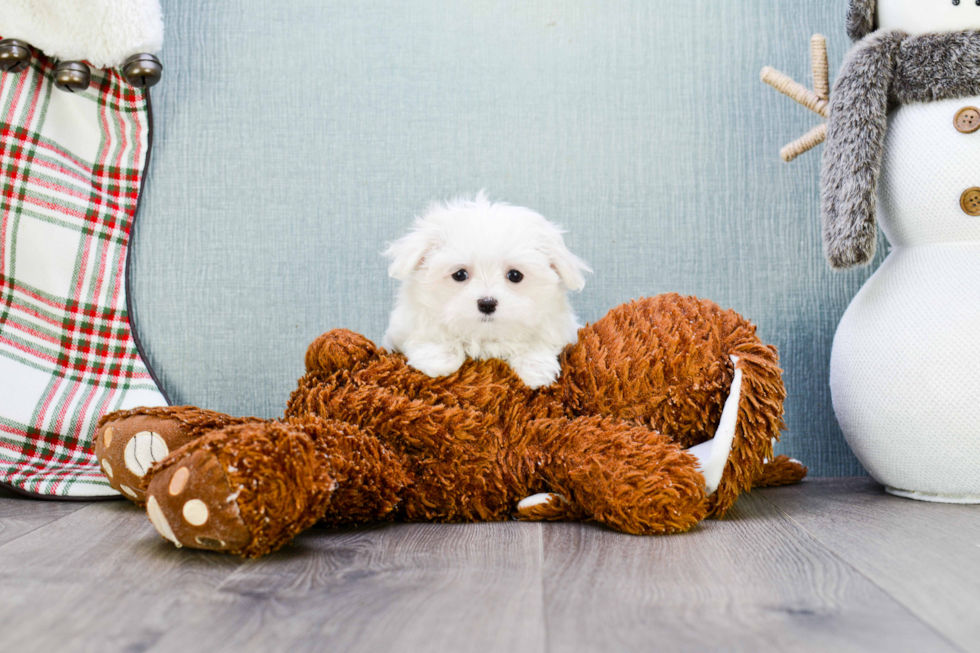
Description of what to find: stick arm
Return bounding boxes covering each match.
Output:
[761,34,831,162]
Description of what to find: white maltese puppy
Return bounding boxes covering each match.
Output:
[382,192,591,389]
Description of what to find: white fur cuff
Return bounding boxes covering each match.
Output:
[0,0,163,69]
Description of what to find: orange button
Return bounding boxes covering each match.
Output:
[961,187,980,216]
[954,107,980,134]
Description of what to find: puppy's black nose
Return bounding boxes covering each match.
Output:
[477,297,498,315]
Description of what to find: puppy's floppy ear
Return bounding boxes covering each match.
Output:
[539,222,591,292]
[384,217,443,280]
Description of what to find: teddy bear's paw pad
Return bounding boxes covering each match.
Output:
[95,415,197,504]
[516,492,572,521]
[144,448,251,553]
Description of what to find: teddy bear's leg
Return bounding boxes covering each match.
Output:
[533,416,708,534]
[559,295,791,520]
[95,406,266,505]
[293,416,410,528]
[686,356,743,495]
[143,417,409,557]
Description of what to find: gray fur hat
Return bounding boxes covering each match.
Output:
[848,0,876,40]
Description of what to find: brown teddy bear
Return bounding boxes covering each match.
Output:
[94,294,806,557]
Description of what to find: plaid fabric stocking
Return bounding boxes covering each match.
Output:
[0,44,168,498]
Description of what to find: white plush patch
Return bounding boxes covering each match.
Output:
[146,496,180,546]
[101,458,113,479]
[687,355,743,495]
[123,431,169,477]
[0,0,163,69]
[517,492,566,511]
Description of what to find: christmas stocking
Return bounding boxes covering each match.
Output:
[0,1,167,497]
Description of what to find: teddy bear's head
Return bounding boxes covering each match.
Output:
[849,0,980,40]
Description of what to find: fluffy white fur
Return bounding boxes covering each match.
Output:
[0,0,163,69]
[383,193,591,389]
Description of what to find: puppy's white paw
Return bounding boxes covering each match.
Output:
[406,344,466,378]
[508,351,562,389]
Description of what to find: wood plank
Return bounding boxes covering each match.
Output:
[144,522,546,653]
[0,505,545,653]
[3,482,973,653]
[0,487,90,548]
[541,492,959,653]
[761,478,980,653]
[0,500,250,653]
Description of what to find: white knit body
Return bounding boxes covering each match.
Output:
[831,95,980,501]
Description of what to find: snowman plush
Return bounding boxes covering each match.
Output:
[765,1,980,501]
[819,1,980,501]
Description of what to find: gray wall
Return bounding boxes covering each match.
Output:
[133,0,878,476]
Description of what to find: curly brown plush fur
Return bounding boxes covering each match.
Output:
[97,294,804,557]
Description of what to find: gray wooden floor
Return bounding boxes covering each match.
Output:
[2,478,978,653]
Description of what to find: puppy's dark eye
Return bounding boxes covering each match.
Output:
[507,269,524,283]
[452,269,468,282]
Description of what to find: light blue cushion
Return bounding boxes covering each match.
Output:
[133,0,872,476]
